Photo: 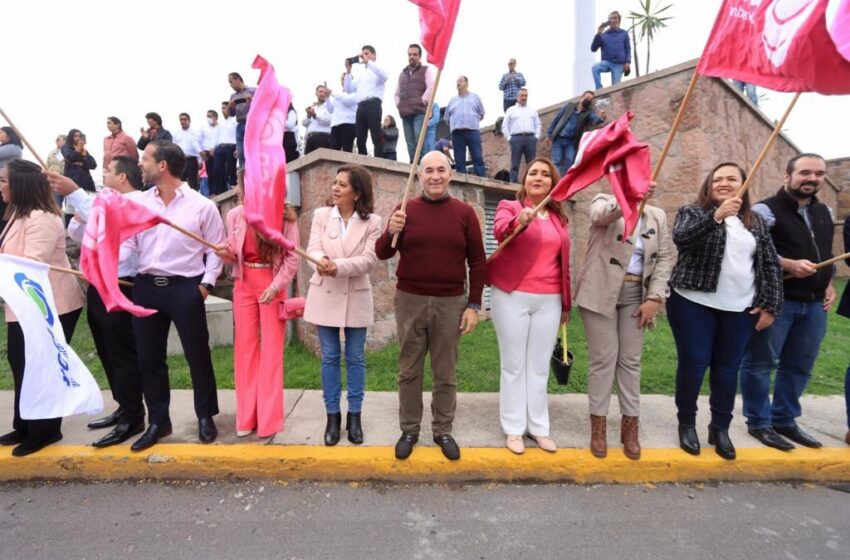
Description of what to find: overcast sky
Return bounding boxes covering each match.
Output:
[2,0,848,170]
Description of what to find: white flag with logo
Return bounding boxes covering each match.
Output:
[0,254,102,419]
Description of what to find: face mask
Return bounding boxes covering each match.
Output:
[581,99,592,109]
[207,118,215,126]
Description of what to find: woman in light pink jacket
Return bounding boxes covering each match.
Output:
[304,164,381,446]
[218,186,299,439]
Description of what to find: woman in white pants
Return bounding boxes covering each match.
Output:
[487,158,571,454]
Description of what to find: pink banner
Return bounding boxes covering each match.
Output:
[409,0,462,69]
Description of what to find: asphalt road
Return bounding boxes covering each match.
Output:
[1,481,848,560]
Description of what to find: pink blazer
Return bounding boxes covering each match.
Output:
[303,206,382,328]
[0,210,85,322]
[224,205,299,292]
[486,199,572,311]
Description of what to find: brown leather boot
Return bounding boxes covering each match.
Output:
[621,415,641,460]
[590,415,607,458]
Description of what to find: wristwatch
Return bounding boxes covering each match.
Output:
[466,303,481,311]
[200,283,214,291]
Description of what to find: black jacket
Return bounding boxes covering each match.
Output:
[61,144,97,192]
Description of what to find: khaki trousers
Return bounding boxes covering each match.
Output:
[580,281,644,417]
[395,290,466,436]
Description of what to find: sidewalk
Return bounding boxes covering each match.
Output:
[1,390,848,483]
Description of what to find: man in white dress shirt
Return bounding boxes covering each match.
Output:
[501,88,541,183]
[344,44,388,157]
[198,110,220,195]
[303,85,334,154]
[330,73,357,152]
[172,113,203,191]
[214,101,238,192]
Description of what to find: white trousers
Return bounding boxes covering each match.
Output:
[491,287,562,436]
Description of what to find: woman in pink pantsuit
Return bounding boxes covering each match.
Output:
[219,194,299,438]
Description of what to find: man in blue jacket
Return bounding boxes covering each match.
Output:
[545,90,606,175]
[591,11,631,90]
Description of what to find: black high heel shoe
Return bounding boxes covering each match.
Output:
[324,412,341,446]
[678,425,701,455]
[708,424,736,460]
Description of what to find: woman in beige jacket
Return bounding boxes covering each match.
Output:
[573,187,674,460]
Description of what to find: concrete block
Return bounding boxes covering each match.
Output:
[167,295,233,356]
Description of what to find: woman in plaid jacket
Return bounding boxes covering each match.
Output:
[668,162,782,461]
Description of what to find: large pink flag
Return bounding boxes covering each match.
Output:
[551,112,651,238]
[828,0,850,61]
[409,0,462,69]
[80,189,169,317]
[244,55,295,251]
[697,0,850,94]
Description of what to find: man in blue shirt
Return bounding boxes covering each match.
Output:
[445,76,486,177]
[591,11,631,90]
[546,90,606,175]
[498,58,527,113]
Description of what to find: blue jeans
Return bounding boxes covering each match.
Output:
[451,129,486,177]
[740,299,827,429]
[667,291,758,430]
[423,122,437,155]
[236,121,246,169]
[592,60,625,90]
[402,113,426,162]
[733,80,759,106]
[316,325,367,414]
[551,137,577,176]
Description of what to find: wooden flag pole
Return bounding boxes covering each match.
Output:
[783,251,850,280]
[390,67,444,249]
[736,92,801,199]
[50,265,133,287]
[0,106,49,169]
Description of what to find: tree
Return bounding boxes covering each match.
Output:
[629,16,641,78]
[628,0,674,75]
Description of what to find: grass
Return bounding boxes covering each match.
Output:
[1,279,847,395]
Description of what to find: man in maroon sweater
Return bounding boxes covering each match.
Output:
[376,150,486,461]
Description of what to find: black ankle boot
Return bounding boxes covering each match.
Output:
[347,412,363,444]
[678,425,700,455]
[324,413,341,446]
[708,424,736,460]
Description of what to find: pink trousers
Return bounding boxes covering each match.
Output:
[233,267,286,437]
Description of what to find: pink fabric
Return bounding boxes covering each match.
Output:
[698,0,850,94]
[80,188,168,318]
[233,266,285,437]
[486,200,571,311]
[514,217,562,294]
[242,225,263,263]
[409,0,462,69]
[829,0,850,61]
[551,112,650,238]
[244,55,295,251]
[225,205,299,292]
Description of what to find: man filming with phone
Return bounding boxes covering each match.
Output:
[590,11,631,90]
[344,45,388,158]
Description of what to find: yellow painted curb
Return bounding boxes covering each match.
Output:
[2,445,850,484]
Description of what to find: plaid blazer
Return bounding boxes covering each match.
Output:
[669,204,783,314]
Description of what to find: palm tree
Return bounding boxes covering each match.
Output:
[629,16,641,78]
[628,0,674,75]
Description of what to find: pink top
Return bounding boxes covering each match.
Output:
[242,227,263,264]
[102,131,139,169]
[514,216,562,294]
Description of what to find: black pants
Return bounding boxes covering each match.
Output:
[331,124,356,152]
[86,284,144,424]
[212,144,237,194]
[304,132,332,155]
[8,308,82,442]
[131,275,219,425]
[183,157,200,190]
[355,98,383,156]
[283,131,300,163]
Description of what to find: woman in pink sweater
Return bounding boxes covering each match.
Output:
[486,158,571,454]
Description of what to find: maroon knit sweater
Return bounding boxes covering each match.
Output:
[375,195,486,305]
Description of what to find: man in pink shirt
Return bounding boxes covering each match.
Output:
[127,140,225,451]
[103,116,139,170]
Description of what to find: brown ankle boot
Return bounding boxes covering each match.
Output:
[590,415,607,458]
[621,415,641,460]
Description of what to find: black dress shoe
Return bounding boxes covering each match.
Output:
[395,432,419,460]
[433,434,461,461]
[707,425,736,460]
[0,429,25,446]
[346,412,363,445]
[130,423,173,452]
[774,425,822,448]
[87,408,123,430]
[12,432,62,457]
[325,412,342,446]
[92,422,145,449]
[678,425,700,455]
[198,417,218,444]
[747,427,795,451]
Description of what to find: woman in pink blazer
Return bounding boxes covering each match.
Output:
[218,187,299,439]
[0,159,85,457]
[304,164,381,446]
[486,158,571,454]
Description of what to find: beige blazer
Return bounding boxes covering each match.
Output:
[303,206,382,328]
[0,210,85,322]
[574,194,675,317]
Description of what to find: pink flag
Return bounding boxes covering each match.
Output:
[409,0,462,69]
[80,189,169,317]
[697,0,850,94]
[244,55,295,251]
[828,0,850,61]
[551,112,651,238]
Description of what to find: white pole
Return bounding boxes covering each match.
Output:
[573,0,597,94]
